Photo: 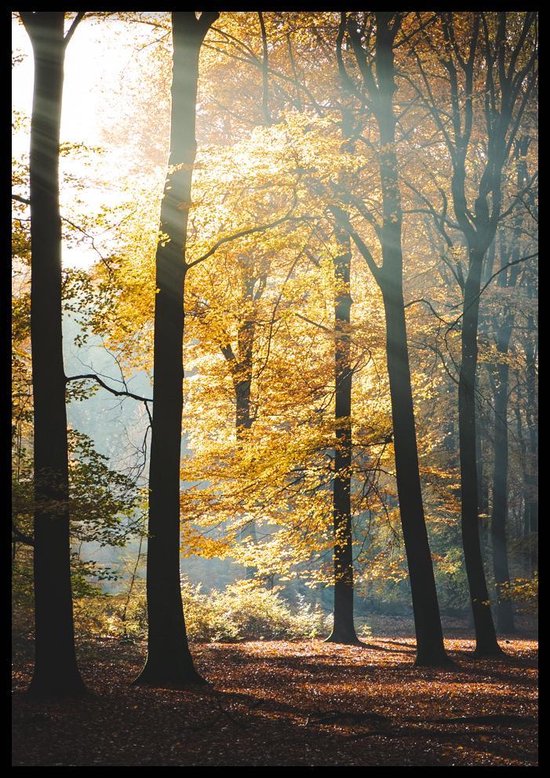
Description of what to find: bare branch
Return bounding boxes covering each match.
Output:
[294,312,332,334]
[63,11,85,46]
[66,373,153,425]
[12,523,34,547]
[404,298,451,326]
[329,205,381,282]
[12,193,30,206]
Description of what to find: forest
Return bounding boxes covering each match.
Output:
[12,10,537,767]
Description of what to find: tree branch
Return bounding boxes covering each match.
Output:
[448,252,538,328]
[63,11,85,46]
[197,11,220,36]
[12,523,34,547]
[65,373,153,425]
[329,205,381,282]
[294,311,332,334]
[403,298,451,326]
[186,208,308,270]
[12,194,30,206]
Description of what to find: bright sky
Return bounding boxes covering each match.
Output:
[12,12,169,268]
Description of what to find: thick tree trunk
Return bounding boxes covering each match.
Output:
[458,248,502,655]
[22,12,86,697]
[374,15,449,666]
[327,229,359,644]
[135,11,217,688]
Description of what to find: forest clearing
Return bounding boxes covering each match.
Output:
[12,10,537,767]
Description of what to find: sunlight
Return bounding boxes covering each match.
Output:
[12,10,538,767]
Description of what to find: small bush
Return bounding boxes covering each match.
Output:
[181,579,326,642]
[74,577,328,642]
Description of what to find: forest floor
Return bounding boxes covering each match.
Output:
[12,627,538,767]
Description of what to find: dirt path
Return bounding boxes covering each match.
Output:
[12,637,538,766]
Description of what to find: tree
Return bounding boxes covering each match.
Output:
[20,10,86,698]
[409,11,537,653]
[326,226,359,644]
[488,136,536,633]
[333,12,450,666]
[134,10,219,688]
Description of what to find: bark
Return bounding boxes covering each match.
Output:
[134,11,218,688]
[22,11,87,698]
[326,228,359,644]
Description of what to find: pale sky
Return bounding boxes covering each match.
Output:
[12,12,168,268]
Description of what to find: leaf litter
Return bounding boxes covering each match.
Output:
[12,636,537,766]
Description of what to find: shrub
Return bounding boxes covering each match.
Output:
[500,574,538,614]
[73,577,328,642]
[181,579,326,642]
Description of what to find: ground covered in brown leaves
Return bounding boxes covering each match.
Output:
[12,634,538,766]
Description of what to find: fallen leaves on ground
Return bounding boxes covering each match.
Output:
[12,636,538,766]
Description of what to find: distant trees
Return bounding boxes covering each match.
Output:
[409,11,537,653]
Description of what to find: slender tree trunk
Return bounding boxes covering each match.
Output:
[327,228,359,644]
[514,403,533,578]
[22,11,86,697]
[135,11,218,688]
[235,347,258,577]
[491,355,515,633]
[374,15,449,665]
[476,410,490,566]
[523,313,538,575]
[489,139,531,632]
[458,247,502,654]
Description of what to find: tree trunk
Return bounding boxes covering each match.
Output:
[491,355,515,633]
[476,411,490,568]
[523,313,538,575]
[22,11,86,697]
[458,247,502,654]
[374,14,449,666]
[380,281,449,665]
[232,273,259,577]
[326,228,359,644]
[236,360,258,578]
[134,11,218,688]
